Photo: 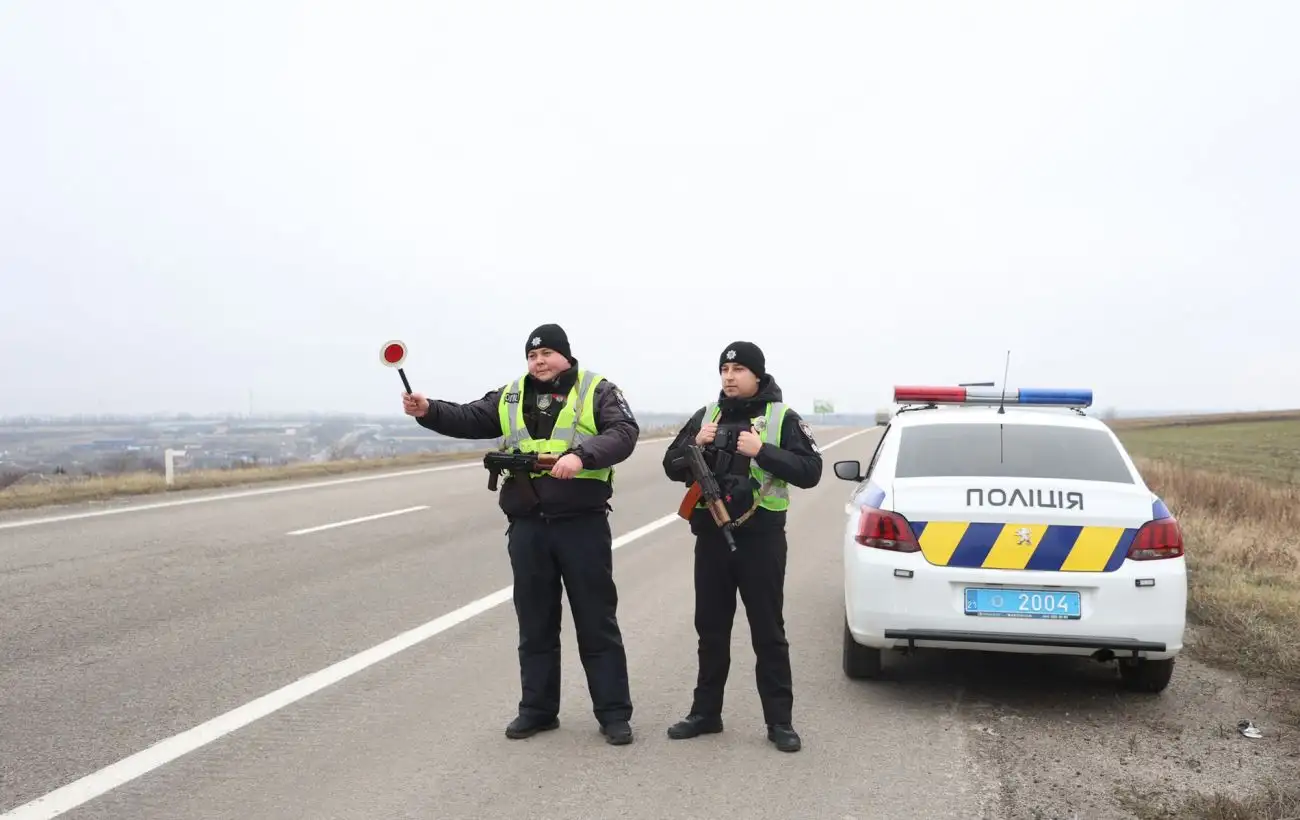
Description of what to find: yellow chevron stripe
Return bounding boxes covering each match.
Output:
[1059,526,1126,572]
[982,523,1051,569]
[916,521,969,565]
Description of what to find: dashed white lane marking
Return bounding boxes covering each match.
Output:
[286,505,430,536]
[0,428,874,820]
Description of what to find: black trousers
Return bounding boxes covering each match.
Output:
[506,512,633,726]
[690,524,793,725]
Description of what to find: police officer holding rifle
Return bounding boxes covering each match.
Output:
[402,324,640,745]
[661,341,823,752]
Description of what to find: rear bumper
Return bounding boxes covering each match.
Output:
[844,539,1187,660]
[882,629,1166,654]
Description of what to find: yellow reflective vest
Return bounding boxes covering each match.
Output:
[495,369,612,483]
[696,400,790,512]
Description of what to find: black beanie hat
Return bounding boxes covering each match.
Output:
[525,323,572,360]
[719,341,765,378]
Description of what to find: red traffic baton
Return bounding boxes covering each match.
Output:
[381,340,413,393]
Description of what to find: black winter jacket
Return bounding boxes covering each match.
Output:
[662,375,822,534]
[415,359,639,518]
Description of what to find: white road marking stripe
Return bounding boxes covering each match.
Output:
[0,436,677,531]
[0,427,874,820]
[286,505,429,536]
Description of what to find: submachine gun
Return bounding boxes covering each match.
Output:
[672,443,738,551]
[482,450,558,491]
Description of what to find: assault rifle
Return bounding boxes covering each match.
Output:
[673,443,738,551]
[483,450,558,491]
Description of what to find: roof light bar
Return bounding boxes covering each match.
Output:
[893,385,1093,408]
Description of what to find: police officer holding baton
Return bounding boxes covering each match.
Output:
[661,341,823,752]
[402,324,640,745]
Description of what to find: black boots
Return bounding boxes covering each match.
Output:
[766,723,801,752]
[600,720,634,745]
[506,712,796,750]
[505,715,559,739]
[667,713,724,739]
[505,715,634,745]
[667,713,801,752]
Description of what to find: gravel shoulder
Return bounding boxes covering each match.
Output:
[930,626,1300,819]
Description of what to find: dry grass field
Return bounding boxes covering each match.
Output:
[0,424,682,512]
[1115,411,1300,688]
[1111,411,1300,819]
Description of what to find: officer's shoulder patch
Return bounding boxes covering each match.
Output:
[799,419,821,453]
[504,391,522,404]
[611,386,634,420]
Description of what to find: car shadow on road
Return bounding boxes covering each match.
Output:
[858,648,1165,715]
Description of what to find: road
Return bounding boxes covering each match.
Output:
[1,425,991,820]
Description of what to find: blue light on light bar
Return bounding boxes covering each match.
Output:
[1017,388,1093,406]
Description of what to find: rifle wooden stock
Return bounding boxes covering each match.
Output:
[677,482,702,519]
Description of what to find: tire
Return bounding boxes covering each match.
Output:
[843,618,883,679]
[1118,656,1175,693]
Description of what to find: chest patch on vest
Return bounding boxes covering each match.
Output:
[536,393,564,411]
[504,392,521,404]
[750,415,768,433]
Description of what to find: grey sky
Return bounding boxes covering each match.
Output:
[2,1,1297,419]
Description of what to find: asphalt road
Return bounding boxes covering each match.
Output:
[1,424,988,820]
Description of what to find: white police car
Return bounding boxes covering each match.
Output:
[833,385,1187,693]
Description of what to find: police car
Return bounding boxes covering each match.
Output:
[833,385,1187,693]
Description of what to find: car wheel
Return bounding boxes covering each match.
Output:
[843,617,883,679]
[1117,656,1175,693]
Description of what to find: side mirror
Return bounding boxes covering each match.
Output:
[833,460,863,481]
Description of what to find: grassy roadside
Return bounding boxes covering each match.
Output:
[1114,415,1300,687]
[0,424,683,512]
[1129,456,1300,687]
[1108,408,1300,432]
[1118,778,1300,820]
[1113,415,1300,819]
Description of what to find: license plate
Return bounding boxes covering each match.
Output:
[963,587,1081,620]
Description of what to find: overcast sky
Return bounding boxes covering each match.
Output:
[2,1,1297,419]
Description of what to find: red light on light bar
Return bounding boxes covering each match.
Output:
[893,386,966,403]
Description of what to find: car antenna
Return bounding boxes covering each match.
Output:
[997,350,1011,416]
[997,349,1011,463]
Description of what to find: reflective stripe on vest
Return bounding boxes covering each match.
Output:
[495,369,611,482]
[697,400,790,512]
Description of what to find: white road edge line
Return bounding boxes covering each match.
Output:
[0,436,676,531]
[0,427,874,820]
[286,505,430,536]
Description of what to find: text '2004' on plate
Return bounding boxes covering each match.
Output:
[963,588,1081,620]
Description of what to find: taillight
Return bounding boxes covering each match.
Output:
[856,507,920,552]
[1128,517,1184,560]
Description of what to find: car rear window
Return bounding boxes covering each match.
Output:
[893,423,1135,483]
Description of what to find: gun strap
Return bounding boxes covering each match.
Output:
[730,475,776,528]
